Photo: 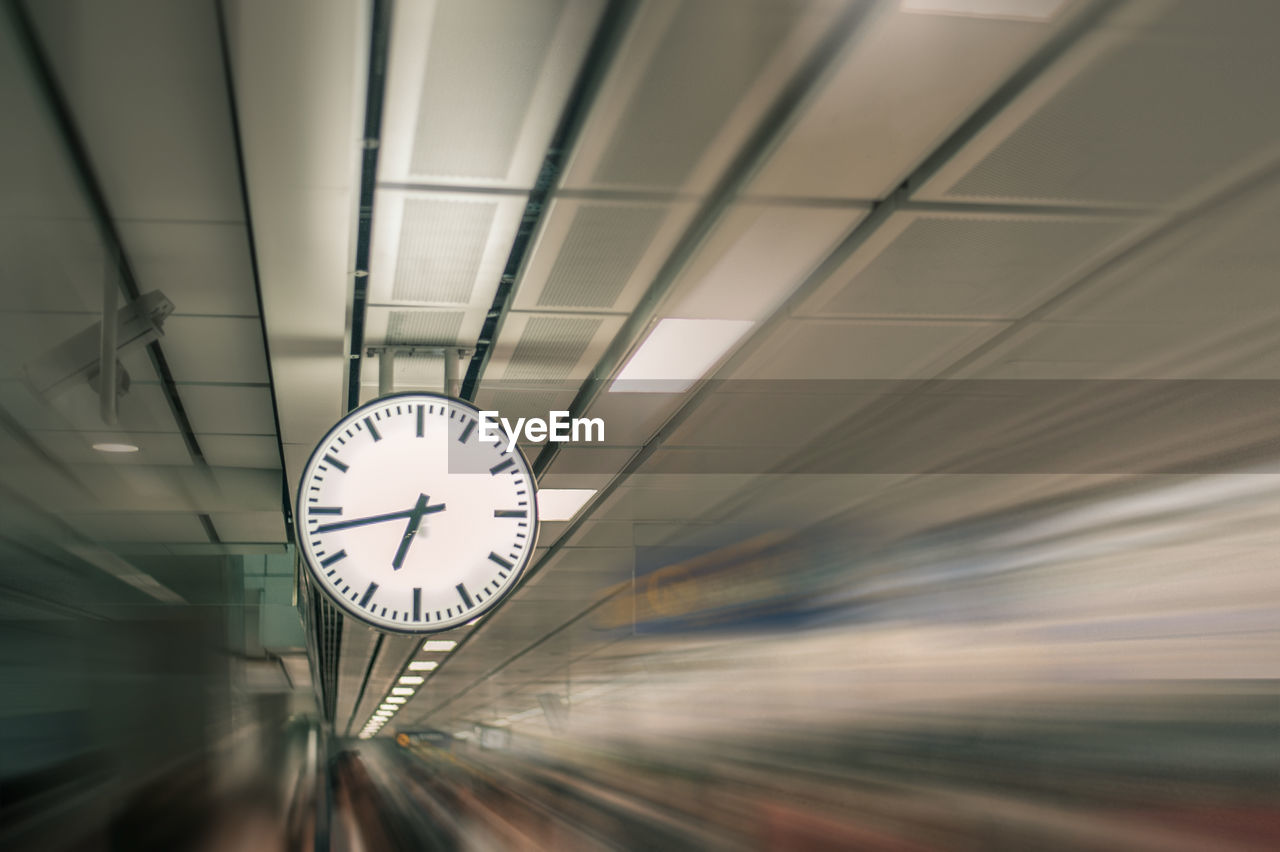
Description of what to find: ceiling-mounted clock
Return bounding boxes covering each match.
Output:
[295,391,538,633]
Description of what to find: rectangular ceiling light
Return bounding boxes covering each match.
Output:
[901,0,1068,20]
[391,687,415,696]
[611,318,754,393]
[399,676,425,685]
[422,640,457,652]
[408,661,439,671]
[386,696,407,704]
[538,488,596,522]
[379,703,398,710]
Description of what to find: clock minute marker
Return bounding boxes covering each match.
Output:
[489,458,515,475]
[458,419,475,444]
[488,552,513,569]
[323,454,348,472]
[359,582,378,609]
[494,509,526,518]
[364,417,382,441]
[456,583,474,609]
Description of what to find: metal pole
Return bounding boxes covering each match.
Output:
[443,348,459,398]
[378,348,395,397]
[100,249,118,424]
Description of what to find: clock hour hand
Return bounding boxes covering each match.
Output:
[393,493,445,570]
[315,499,445,534]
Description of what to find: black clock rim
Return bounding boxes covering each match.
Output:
[294,390,540,635]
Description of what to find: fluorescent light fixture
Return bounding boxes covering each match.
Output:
[611,318,753,393]
[93,442,140,453]
[537,488,596,522]
[387,696,407,704]
[408,661,438,671]
[391,687,415,696]
[374,710,392,717]
[399,676,425,685]
[358,733,371,739]
[900,0,1067,20]
[379,702,398,710]
[421,640,456,652]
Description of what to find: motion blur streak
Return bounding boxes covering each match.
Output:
[364,471,1277,851]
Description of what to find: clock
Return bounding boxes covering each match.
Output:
[295,391,538,633]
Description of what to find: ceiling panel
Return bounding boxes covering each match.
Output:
[27,0,245,222]
[511,199,697,314]
[486,313,626,383]
[797,210,1137,319]
[729,318,1003,380]
[200,434,281,469]
[208,512,287,543]
[561,0,845,193]
[916,0,1280,207]
[158,316,270,384]
[60,511,211,543]
[378,0,604,189]
[749,0,1070,200]
[117,222,260,317]
[181,385,276,435]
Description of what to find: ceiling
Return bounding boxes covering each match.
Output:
[3,0,1278,736]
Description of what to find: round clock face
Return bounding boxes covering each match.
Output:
[295,392,538,633]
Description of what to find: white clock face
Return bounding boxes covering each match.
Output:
[295,392,537,633]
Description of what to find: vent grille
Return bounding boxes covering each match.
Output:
[503,316,602,381]
[593,0,805,188]
[386,310,465,344]
[392,198,496,303]
[307,582,342,723]
[825,217,1128,317]
[539,205,666,308]
[948,8,1280,205]
[409,0,566,179]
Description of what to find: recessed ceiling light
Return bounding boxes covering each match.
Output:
[399,676,424,685]
[386,696,407,704]
[93,442,140,453]
[611,318,754,393]
[408,661,438,671]
[379,702,399,709]
[421,640,456,652]
[391,687,415,696]
[900,0,1068,21]
[537,488,596,522]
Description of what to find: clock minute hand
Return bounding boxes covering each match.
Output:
[314,506,416,533]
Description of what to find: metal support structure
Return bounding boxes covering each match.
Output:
[99,250,118,425]
[367,346,474,398]
[377,347,396,398]
[443,347,460,398]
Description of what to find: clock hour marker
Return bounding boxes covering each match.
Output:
[416,405,424,437]
[488,552,513,570]
[489,458,515,475]
[458,419,475,444]
[321,550,348,568]
[359,582,378,608]
[364,417,381,441]
[494,509,526,518]
[311,506,342,515]
[413,588,421,620]
[323,454,348,472]
[456,583,473,609]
